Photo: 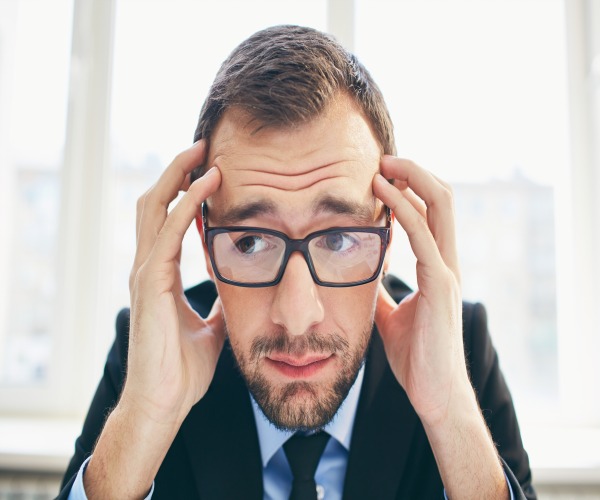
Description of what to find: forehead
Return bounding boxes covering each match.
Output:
[205,95,383,225]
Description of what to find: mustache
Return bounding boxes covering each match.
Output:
[249,331,350,362]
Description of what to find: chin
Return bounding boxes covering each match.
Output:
[225,318,373,430]
[251,378,346,431]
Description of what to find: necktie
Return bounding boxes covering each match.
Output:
[283,431,331,500]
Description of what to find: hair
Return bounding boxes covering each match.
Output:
[191,24,396,181]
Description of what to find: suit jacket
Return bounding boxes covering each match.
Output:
[58,275,536,499]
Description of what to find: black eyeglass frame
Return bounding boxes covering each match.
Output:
[202,203,392,288]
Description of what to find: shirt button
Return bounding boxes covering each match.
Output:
[316,484,325,499]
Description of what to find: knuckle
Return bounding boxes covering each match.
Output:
[137,185,159,210]
[444,182,454,195]
[404,159,419,170]
[172,150,189,167]
[129,266,141,292]
[136,193,147,212]
[144,188,160,207]
[405,212,429,238]
[389,198,403,217]
[416,213,430,232]
[441,268,460,295]
[130,261,149,290]
[438,185,454,206]
[173,150,185,163]
[129,266,140,292]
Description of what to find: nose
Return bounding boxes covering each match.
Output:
[269,252,325,336]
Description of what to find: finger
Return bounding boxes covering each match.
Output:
[388,177,427,218]
[179,173,192,193]
[136,140,207,246]
[148,167,221,277]
[135,140,206,249]
[380,157,447,208]
[380,157,459,279]
[394,182,426,218]
[135,186,151,246]
[134,141,207,275]
[373,173,446,275]
[430,172,453,191]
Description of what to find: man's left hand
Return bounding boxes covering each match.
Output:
[372,156,508,499]
[372,156,470,426]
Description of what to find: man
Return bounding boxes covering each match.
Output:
[59,25,535,499]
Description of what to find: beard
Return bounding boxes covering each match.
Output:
[227,322,372,432]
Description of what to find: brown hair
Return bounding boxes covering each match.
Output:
[191,25,395,180]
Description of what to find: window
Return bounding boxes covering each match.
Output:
[0,0,73,411]
[1,0,598,476]
[355,0,568,424]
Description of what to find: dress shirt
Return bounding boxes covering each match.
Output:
[253,366,365,500]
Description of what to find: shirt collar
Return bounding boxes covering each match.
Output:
[251,364,365,468]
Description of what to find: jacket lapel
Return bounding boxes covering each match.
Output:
[342,276,419,500]
[342,330,419,500]
[181,343,264,500]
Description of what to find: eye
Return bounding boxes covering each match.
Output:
[322,232,357,252]
[235,235,267,254]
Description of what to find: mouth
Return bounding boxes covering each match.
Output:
[265,353,334,379]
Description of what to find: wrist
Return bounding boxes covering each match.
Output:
[418,371,478,430]
[119,383,190,430]
[84,402,181,499]
[419,379,507,499]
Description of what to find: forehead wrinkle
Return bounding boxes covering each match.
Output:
[242,174,346,192]
[228,160,356,180]
[229,160,343,177]
[226,162,361,194]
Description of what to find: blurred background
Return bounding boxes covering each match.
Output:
[0,0,598,498]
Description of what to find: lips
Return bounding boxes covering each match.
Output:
[265,353,333,378]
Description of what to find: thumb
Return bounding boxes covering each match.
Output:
[206,297,226,343]
[375,283,396,333]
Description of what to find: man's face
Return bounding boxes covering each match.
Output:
[201,95,387,431]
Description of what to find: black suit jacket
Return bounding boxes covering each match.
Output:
[58,276,536,499]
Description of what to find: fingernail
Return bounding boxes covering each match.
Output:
[374,173,388,185]
[204,166,218,177]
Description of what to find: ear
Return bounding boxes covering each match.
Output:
[195,214,215,281]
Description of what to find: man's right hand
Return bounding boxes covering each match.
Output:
[123,139,224,427]
[83,141,224,499]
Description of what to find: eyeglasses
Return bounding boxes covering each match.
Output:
[202,203,391,288]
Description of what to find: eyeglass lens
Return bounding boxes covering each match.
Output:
[211,230,383,284]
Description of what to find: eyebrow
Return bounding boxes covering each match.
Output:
[212,195,375,226]
[213,200,278,226]
[312,195,375,225]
